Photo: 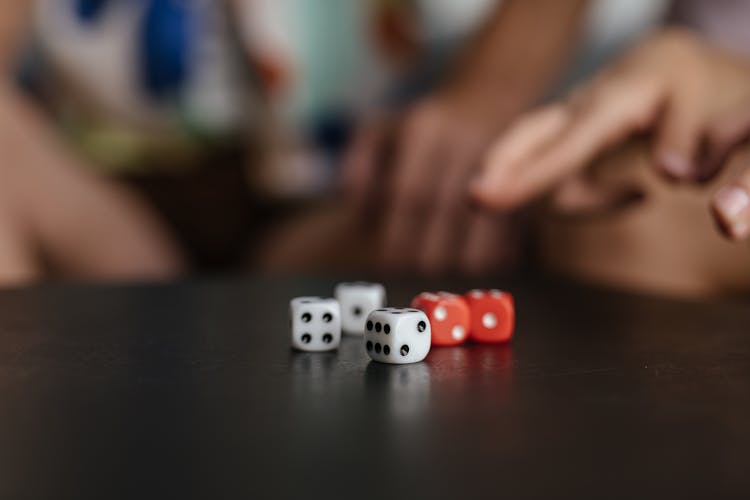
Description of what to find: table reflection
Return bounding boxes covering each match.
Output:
[290,351,339,414]
[365,361,431,421]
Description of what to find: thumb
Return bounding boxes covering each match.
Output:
[712,165,750,240]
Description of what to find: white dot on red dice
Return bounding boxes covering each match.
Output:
[490,289,504,298]
[470,290,484,298]
[482,312,497,329]
[434,306,447,321]
[451,325,465,340]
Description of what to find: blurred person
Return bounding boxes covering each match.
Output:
[259,0,669,274]
[0,1,195,285]
[471,3,750,295]
[0,0,600,285]
[341,0,589,275]
[0,0,675,287]
[1,0,384,284]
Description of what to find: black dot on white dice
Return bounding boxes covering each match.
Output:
[334,282,386,335]
[364,308,430,364]
[290,297,341,352]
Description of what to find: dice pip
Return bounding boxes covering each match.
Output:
[334,282,386,335]
[364,308,431,364]
[411,292,470,346]
[464,289,514,343]
[289,297,341,352]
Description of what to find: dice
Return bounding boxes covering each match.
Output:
[411,292,470,346]
[364,308,431,364]
[464,289,514,343]
[289,297,341,352]
[334,282,386,335]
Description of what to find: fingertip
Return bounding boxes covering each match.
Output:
[712,185,750,240]
[467,180,519,213]
[655,150,694,181]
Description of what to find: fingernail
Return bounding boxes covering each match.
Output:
[715,186,750,238]
[658,151,693,179]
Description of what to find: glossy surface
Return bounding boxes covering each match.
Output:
[0,275,748,498]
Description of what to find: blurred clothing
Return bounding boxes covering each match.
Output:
[26,0,498,178]
[28,0,249,173]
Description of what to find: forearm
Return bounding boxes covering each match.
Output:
[448,0,589,113]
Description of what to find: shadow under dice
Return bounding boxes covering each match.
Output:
[464,289,515,343]
[364,308,431,364]
[334,282,386,335]
[411,292,470,346]
[290,297,341,352]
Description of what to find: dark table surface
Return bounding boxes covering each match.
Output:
[0,274,748,499]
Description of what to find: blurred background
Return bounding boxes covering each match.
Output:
[3,0,749,297]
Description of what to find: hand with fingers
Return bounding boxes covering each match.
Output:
[343,0,588,274]
[344,91,520,274]
[471,29,750,238]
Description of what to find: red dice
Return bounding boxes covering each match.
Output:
[411,292,470,346]
[464,289,514,343]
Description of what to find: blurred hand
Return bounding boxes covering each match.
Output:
[707,104,750,240]
[471,30,750,218]
[344,89,519,274]
[343,0,587,274]
[713,167,750,240]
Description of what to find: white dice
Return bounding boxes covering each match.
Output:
[334,282,386,335]
[364,308,431,364]
[290,297,341,352]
